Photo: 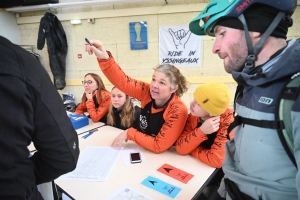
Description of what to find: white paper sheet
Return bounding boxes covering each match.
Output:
[105,185,153,200]
[120,147,146,165]
[58,146,122,181]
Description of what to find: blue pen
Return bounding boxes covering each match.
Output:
[81,128,98,139]
[82,132,90,139]
[82,131,94,139]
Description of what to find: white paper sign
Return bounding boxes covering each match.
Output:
[159,26,203,66]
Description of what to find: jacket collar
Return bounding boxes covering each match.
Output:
[232,39,300,86]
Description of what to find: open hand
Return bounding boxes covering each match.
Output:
[111,130,128,148]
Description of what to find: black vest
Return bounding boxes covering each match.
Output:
[135,96,173,136]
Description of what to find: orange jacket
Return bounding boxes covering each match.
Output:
[75,90,110,122]
[176,108,234,168]
[97,54,188,153]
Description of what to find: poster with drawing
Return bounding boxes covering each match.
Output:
[159,26,203,66]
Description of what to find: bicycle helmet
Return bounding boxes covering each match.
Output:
[65,102,77,113]
[62,92,75,103]
[189,0,296,36]
[189,0,297,73]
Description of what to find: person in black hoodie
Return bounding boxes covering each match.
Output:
[37,12,68,90]
[0,35,79,199]
[106,87,141,130]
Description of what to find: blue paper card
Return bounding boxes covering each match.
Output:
[141,176,181,198]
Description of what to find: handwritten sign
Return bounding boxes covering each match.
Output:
[159,26,203,66]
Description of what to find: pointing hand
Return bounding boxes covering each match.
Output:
[84,39,109,60]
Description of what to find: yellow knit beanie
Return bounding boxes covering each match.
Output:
[193,82,231,116]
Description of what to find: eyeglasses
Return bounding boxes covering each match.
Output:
[82,80,93,85]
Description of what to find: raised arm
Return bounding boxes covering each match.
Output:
[85,40,150,101]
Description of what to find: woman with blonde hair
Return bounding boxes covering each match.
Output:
[84,39,189,154]
[107,87,140,130]
[75,73,110,122]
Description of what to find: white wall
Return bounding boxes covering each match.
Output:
[0,11,22,44]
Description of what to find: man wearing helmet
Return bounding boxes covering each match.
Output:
[190,0,299,200]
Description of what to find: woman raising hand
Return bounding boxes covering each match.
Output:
[85,40,189,153]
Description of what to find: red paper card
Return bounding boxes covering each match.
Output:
[157,163,194,184]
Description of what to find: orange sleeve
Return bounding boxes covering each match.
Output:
[127,97,188,154]
[75,102,86,114]
[190,108,234,168]
[86,90,111,122]
[98,53,188,153]
[175,114,208,155]
[97,54,150,104]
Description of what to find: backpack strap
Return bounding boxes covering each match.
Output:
[233,84,244,111]
[275,74,300,168]
[228,74,300,168]
[226,84,244,140]
[227,115,284,133]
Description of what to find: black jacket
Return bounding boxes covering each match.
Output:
[0,36,79,199]
[111,106,141,130]
[37,12,68,90]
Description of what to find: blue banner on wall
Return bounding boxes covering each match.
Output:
[129,21,148,50]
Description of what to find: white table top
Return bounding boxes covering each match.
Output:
[55,125,216,200]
